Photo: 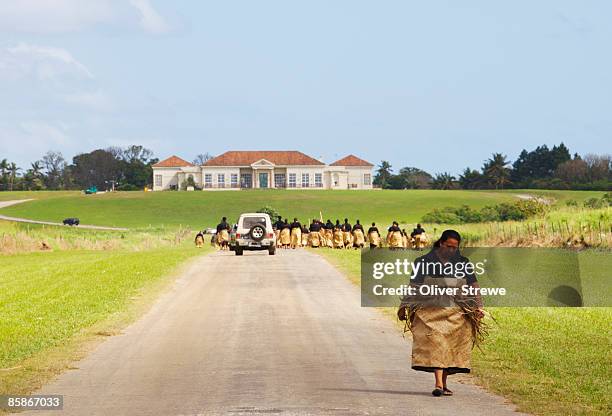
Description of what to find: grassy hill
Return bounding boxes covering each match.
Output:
[0,189,605,229]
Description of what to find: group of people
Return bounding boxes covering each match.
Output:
[272,217,428,250]
[194,217,231,249]
[194,215,429,251]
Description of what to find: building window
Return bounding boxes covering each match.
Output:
[274,174,286,188]
[288,173,296,188]
[218,173,225,188]
[240,174,252,188]
[314,173,322,188]
[154,174,162,187]
[231,174,238,187]
[363,173,371,185]
[204,174,212,188]
[301,173,309,188]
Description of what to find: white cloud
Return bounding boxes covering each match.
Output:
[4,43,94,81]
[129,0,171,34]
[0,43,113,113]
[0,0,171,34]
[0,0,115,33]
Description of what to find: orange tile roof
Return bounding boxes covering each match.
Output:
[153,155,194,168]
[330,154,373,167]
[204,151,324,166]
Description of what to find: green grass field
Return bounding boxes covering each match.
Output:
[0,189,605,230]
[316,248,612,416]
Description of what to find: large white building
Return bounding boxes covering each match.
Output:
[152,151,374,191]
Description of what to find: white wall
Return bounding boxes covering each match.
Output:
[346,166,373,189]
[152,167,180,190]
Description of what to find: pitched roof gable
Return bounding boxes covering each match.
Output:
[329,154,373,167]
[204,151,324,166]
[153,155,194,168]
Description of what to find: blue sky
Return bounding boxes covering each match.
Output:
[0,1,610,175]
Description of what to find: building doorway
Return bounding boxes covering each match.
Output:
[259,172,269,189]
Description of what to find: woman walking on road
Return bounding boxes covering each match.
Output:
[398,230,485,397]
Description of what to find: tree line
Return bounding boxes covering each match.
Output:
[0,148,219,192]
[373,143,611,191]
[0,146,158,191]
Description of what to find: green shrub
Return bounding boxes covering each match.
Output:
[454,205,483,222]
[566,199,578,207]
[584,198,605,209]
[421,200,548,224]
[256,206,281,220]
[515,199,548,217]
[494,202,527,221]
[421,208,461,224]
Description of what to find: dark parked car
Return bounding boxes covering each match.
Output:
[63,218,80,226]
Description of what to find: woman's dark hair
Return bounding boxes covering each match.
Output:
[371,222,376,226]
[433,229,462,248]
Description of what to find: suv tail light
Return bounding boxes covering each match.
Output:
[267,233,274,238]
[236,233,241,238]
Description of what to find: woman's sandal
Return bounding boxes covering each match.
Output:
[432,387,444,397]
[443,387,453,396]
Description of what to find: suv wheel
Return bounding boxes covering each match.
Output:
[249,225,265,242]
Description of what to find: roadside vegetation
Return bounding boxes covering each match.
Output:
[317,248,612,416]
[0,221,195,254]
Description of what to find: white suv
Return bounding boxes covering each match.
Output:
[232,213,276,256]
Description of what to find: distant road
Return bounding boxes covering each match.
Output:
[0,199,128,231]
[23,250,527,416]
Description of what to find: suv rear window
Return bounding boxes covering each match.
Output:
[242,217,267,229]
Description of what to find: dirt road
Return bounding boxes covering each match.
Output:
[22,250,526,416]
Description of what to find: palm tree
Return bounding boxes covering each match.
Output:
[0,159,8,191]
[459,167,484,189]
[8,162,20,191]
[483,153,511,189]
[30,161,42,178]
[431,172,456,190]
[374,161,393,188]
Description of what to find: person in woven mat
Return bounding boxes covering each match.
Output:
[289,218,302,249]
[279,218,291,248]
[367,222,381,248]
[216,217,231,250]
[300,223,310,247]
[309,219,322,248]
[341,218,353,248]
[194,231,205,248]
[398,230,485,397]
[386,221,403,249]
[352,219,365,248]
[333,220,344,249]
